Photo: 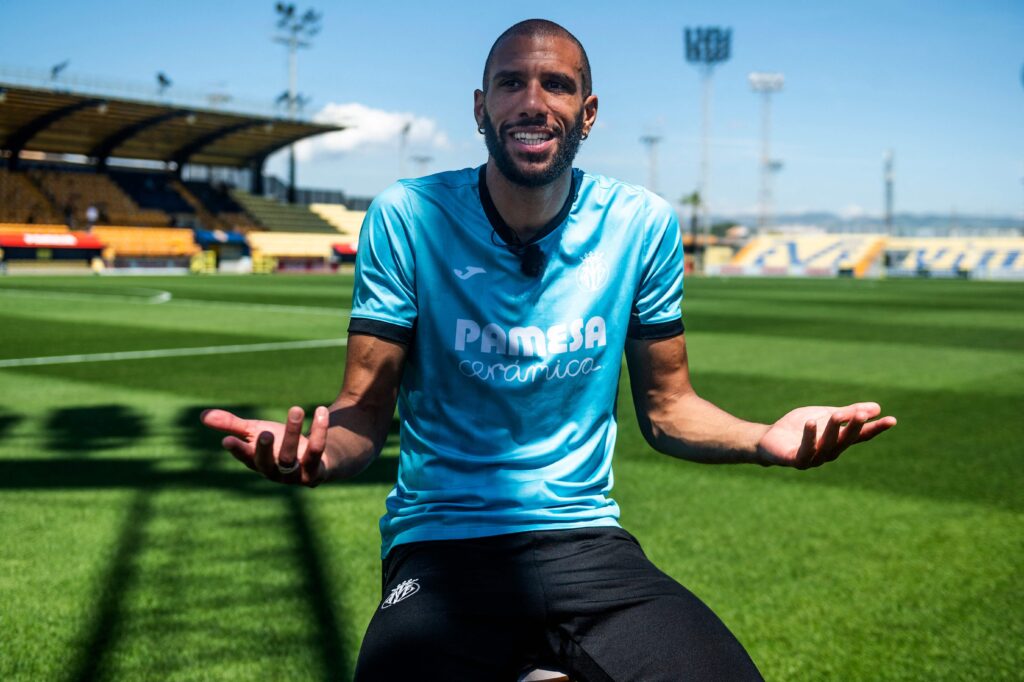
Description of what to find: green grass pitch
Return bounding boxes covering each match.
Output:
[0,274,1021,681]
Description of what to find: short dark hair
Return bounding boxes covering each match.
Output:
[482,19,592,98]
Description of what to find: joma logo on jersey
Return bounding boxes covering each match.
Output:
[454,317,607,357]
[381,578,420,609]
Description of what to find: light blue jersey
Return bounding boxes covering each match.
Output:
[349,166,684,558]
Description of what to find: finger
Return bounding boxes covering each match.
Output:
[303,406,329,483]
[254,430,276,477]
[823,411,866,464]
[838,410,866,445]
[854,416,898,442]
[201,409,252,438]
[814,411,847,466]
[277,406,305,471]
[847,402,882,419]
[223,436,257,471]
[795,419,817,469]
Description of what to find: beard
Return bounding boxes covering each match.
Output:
[482,108,585,188]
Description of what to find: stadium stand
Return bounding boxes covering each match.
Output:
[217,210,261,232]
[179,180,260,232]
[0,223,69,234]
[0,224,103,273]
[246,231,340,270]
[309,203,365,238]
[887,237,1024,279]
[109,170,193,216]
[229,189,337,233]
[0,168,61,224]
[169,180,231,232]
[184,181,246,215]
[91,226,198,258]
[0,82,347,273]
[717,233,886,278]
[30,168,172,227]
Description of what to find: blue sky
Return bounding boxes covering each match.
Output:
[1,0,1021,218]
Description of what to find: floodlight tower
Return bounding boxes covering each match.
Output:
[748,72,784,230]
[884,149,894,235]
[684,26,732,245]
[274,3,322,203]
[639,134,663,195]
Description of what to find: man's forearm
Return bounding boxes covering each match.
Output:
[319,333,406,482]
[321,399,394,481]
[642,390,771,465]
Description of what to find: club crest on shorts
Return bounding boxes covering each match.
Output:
[381,578,420,609]
[576,251,609,292]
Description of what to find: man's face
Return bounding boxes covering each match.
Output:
[475,34,598,188]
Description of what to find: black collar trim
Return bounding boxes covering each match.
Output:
[477,165,578,248]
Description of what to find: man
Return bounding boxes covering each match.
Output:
[202,19,896,681]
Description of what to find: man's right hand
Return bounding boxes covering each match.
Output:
[200,405,329,486]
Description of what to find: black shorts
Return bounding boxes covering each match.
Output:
[354,527,763,681]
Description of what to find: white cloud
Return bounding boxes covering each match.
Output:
[294,102,450,161]
[838,203,868,219]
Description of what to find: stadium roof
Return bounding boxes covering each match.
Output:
[0,83,342,169]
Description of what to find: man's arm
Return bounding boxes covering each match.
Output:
[624,334,896,468]
[201,332,407,485]
[323,333,406,480]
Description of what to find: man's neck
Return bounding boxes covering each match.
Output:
[485,160,572,243]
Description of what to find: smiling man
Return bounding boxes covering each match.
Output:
[202,19,895,681]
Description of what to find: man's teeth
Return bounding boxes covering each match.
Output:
[513,132,551,144]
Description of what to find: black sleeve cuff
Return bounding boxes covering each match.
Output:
[348,317,415,345]
[627,318,685,340]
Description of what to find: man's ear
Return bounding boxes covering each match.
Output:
[473,89,486,130]
[582,94,599,138]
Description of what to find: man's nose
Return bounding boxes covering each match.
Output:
[518,80,548,118]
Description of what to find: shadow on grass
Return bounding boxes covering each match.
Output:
[35,403,408,682]
[286,490,348,678]
[45,404,148,454]
[66,492,152,682]
[0,410,23,440]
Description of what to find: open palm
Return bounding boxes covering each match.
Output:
[758,402,896,469]
[201,406,329,485]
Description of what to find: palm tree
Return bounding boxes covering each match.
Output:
[680,190,702,269]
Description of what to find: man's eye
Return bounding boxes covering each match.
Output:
[501,79,522,88]
[546,80,570,92]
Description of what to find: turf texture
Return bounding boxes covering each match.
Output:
[0,274,1020,680]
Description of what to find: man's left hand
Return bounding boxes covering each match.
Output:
[757,402,897,469]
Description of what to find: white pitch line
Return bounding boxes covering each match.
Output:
[167,298,350,317]
[0,287,349,316]
[0,287,173,304]
[0,337,348,369]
